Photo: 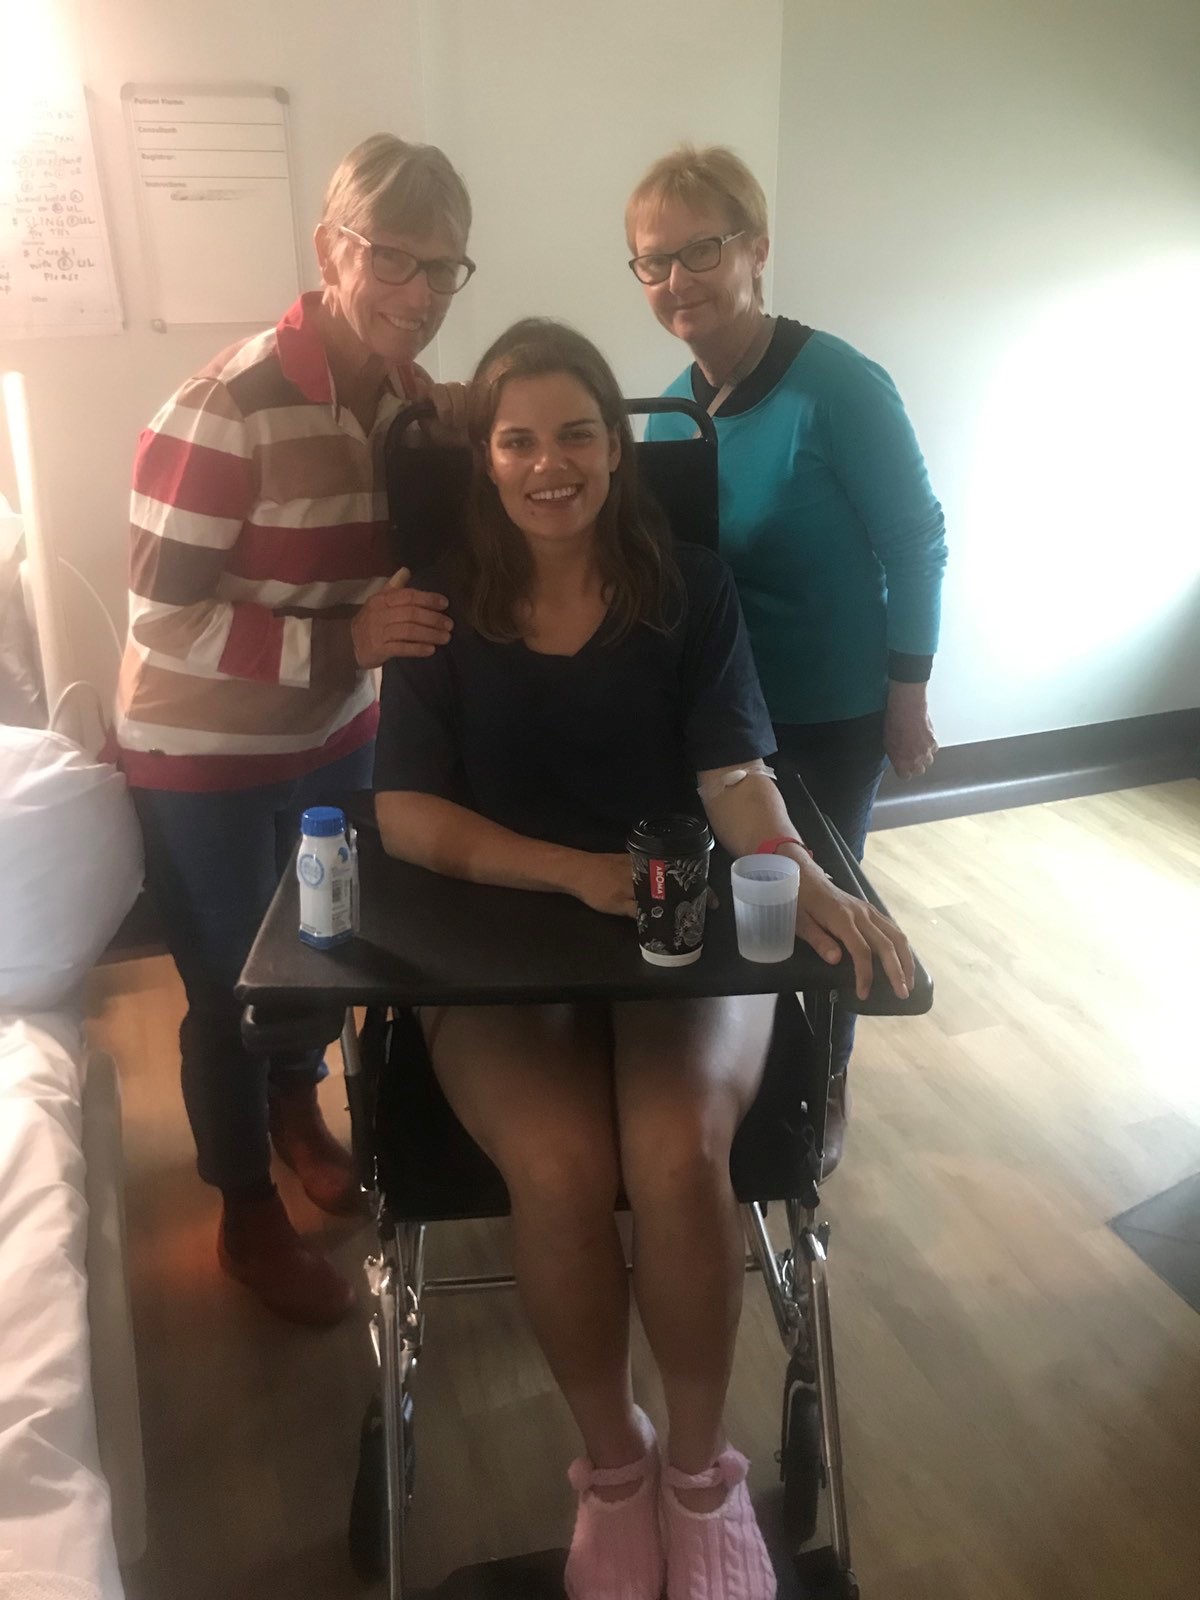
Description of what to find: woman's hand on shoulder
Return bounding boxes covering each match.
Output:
[351,567,454,668]
[567,852,637,918]
[431,382,470,439]
[793,859,914,1002]
[420,382,471,445]
[399,379,472,447]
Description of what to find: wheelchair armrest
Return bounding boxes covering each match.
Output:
[772,755,934,1017]
[240,1002,347,1057]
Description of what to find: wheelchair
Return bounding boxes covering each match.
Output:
[243,398,933,1599]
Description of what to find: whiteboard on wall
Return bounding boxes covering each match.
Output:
[122,84,302,328]
[0,83,123,338]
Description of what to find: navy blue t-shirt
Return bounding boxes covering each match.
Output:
[373,543,776,853]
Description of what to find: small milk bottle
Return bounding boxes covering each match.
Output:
[297,806,356,948]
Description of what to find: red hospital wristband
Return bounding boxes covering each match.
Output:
[756,835,814,859]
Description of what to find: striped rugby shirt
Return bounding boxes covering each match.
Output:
[114,292,428,791]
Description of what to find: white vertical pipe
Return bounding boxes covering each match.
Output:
[2,369,74,716]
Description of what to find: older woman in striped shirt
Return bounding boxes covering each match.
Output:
[113,134,473,1325]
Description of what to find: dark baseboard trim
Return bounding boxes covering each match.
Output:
[872,707,1200,831]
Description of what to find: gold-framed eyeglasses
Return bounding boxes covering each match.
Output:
[627,231,745,286]
[339,226,476,294]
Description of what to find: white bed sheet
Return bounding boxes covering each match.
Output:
[0,1013,123,1600]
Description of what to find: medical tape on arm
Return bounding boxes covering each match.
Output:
[696,766,778,805]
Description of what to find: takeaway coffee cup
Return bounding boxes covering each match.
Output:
[627,813,713,966]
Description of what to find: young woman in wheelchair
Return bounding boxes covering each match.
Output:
[372,319,912,1600]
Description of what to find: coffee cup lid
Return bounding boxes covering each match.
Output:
[627,813,713,857]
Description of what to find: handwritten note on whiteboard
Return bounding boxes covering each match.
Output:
[0,83,122,338]
[123,84,302,328]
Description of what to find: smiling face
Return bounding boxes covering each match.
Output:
[632,196,768,348]
[315,222,457,367]
[485,371,621,550]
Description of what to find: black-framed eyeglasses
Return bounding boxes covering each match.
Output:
[339,225,476,294]
[627,231,745,286]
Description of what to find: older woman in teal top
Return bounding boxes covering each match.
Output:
[627,145,948,1170]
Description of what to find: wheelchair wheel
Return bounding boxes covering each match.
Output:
[794,1546,860,1599]
[348,1387,416,1582]
[781,1362,822,1546]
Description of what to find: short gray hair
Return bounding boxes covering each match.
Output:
[626,144,769,250]
[321,133,472,252]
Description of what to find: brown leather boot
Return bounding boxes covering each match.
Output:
[218,1186,356,1327]
[267,1080,363,1216]
[820,1073,852,1181]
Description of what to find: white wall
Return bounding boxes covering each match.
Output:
[0,0,783,716]
[416,0,783,398]
[4,0,1198,748]
[774,0,1200,746]
[0,0,430,710]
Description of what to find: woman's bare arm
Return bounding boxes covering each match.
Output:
[698,760,913,1000]
[697,759,798,861]
[375,790,635,916]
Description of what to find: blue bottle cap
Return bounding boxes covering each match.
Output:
[300,805,346,838]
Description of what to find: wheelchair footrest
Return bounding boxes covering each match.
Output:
[410,1542,809,1598]
[792,1545,859,1599]
[412,1548,566,1597]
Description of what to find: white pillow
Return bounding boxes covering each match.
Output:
[0,728,143,1011]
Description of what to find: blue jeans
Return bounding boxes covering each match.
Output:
[771,712,888,1078]
[132,744,375,1192]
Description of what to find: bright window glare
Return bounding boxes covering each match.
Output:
[965,253,1200,678]
[0,1,73,168]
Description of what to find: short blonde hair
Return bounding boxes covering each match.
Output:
[321,133,472,254]
[625,144,769,252]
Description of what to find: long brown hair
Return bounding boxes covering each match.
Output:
[460,319,679,644]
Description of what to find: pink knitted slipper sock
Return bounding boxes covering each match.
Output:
[564,1408,665,1600]
[661,1447,776,1600]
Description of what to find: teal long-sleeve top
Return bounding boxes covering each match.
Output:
[645,321,948,725]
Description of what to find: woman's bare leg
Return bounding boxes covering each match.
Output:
[424,1002,644,1471]
[612,994,775,1506]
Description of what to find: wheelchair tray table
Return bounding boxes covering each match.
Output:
[238,822,932,1016]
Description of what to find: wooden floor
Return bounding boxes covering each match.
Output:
[86,781,1200,1600]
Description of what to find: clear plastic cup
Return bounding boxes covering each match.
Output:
[730,853,800,963]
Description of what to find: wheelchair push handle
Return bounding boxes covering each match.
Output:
[385,398,449,449]
[628,395,718,444]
